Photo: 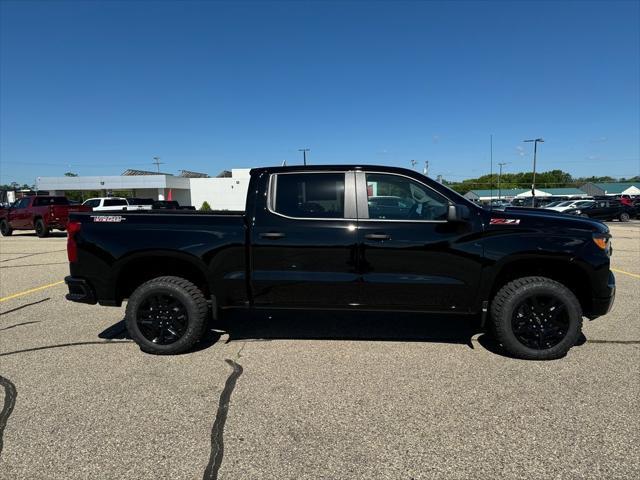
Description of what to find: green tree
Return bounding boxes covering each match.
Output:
[200,201,211,211]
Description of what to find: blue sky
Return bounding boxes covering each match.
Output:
[1,0,639,185]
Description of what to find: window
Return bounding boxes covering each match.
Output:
[14,198,30,209]
[273,173,345,218]
[34,197,69,206]
[104,199,128,207]
[83,199,100,208]
[366,173,448,221]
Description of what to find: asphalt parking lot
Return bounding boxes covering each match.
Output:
[1,223,638,480]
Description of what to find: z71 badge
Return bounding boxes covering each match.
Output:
[490,218,520,225]
[92,215,126,223]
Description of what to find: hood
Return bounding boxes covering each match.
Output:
[486,207,609,235]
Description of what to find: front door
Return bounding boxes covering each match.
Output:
[356,171,483,312]
[250,171,360,308]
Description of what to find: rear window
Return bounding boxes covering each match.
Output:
[104,199,128,207]
[34,197,69,206]
[272,173,345,218]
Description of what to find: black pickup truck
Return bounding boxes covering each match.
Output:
[65,165,615,360]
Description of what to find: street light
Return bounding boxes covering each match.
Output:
[497,162,509,201]
[523,138,544,206]
[298,148,310,166]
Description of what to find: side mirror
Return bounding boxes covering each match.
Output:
[447,204,470,222]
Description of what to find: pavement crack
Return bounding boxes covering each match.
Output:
[0,340,132,357]
[0,375,17,457]
[203,359,243,480]
[0,298,50,317]
[0,321,42,331]
[586,339,640,345]
[0,250,66,263]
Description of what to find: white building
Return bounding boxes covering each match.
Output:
[36,168,251,210]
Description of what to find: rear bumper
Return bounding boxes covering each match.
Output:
[64,276,97,305]
[587,271,616,319]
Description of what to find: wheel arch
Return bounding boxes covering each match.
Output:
[487,255,592,315]
[113,250,212,303]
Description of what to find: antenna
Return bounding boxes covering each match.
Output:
[152,156,164,173]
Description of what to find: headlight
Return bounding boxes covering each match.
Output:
[574,210,581,214]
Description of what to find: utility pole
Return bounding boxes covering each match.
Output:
[152,156,164,173]
[423,160,429,176]
[497,162,509,201]
[523,138,544,207]
[411,159,417,170]
[298,148,310,166]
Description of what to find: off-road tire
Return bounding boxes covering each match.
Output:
[35,219,49,238]
[490,276,583,360]
[0,220,12,236]
[619,212,630,222]
[125,276,209,355]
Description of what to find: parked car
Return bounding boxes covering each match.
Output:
[565,199,636,222]
[0,195,90,237]
[126,198,155,210]
[64,165,616,360]
[546,200,594,213]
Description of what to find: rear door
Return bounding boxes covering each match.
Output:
[250,171,360,308]
[355,171,483,312]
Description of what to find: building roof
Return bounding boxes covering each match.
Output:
[592,182,639,194]
[541,187,587,196]
[121,169,173,176]
[179,170,210,178]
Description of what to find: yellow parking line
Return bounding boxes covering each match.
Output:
[0,280,65,303]
[611,268,640,279]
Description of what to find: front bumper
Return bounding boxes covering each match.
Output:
[64,276,97,304]
[587,271,616,319]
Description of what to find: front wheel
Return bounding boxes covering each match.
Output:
[490,276,583,360]
[125,276,209,355]
[619,212,630,222]
[35,219,49,238]
[0,220,12,236]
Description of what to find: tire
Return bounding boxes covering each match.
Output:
[619,212,630,222]
[490,276,583,360]
[125,276,209,355]
[0,220,12,236]
[35,219,49,238]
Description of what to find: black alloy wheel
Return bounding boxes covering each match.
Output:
[490,276,583,360]
[136,293,189,345]
[511,294,569,350]
[125,276,209,355]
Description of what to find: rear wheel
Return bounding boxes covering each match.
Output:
[619,212,630,222]
[125,276,208,355]
[490,276,583,360]
[0,220,12,236]
[35,219,49,237]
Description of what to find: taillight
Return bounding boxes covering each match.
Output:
[67,220,81,262]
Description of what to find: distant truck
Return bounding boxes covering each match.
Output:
[0,195,91,237]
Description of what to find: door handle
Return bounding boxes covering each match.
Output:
[260,232,286,239]
[365,233,391,241]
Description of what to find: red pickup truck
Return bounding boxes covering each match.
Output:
[0,196,91,237]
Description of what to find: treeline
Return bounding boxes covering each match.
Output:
[446,170,640,194]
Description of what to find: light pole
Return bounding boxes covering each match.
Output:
[298,148,310,166]
[152,156,164,173]
[523,138,544,206]
[497,162,509,201]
